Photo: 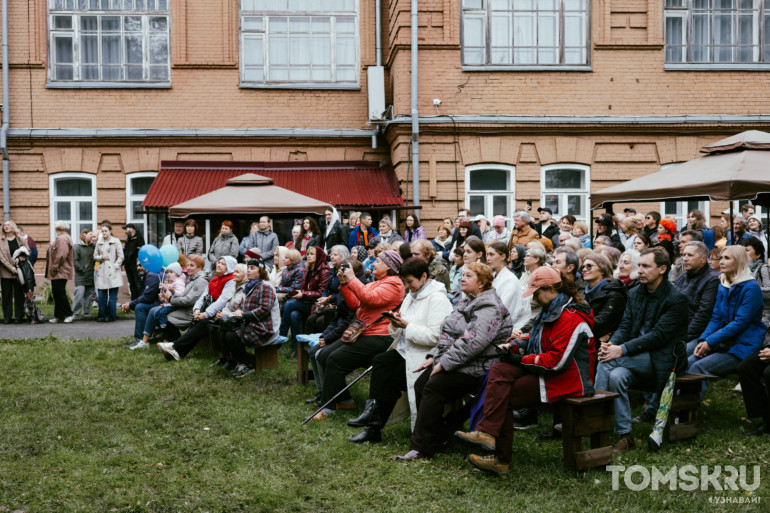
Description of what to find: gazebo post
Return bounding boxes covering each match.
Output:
[729,202,734,246]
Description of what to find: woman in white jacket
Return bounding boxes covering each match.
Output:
[487,241,530,331]
[347,257,453,443]
[93,223,124,322]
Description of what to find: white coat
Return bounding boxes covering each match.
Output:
[493,266,531,331]
[388,279,453,429]
[93,235,125,290]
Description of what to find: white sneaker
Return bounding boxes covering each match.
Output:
[129,341,150,350]
[63,316,75,323]
[162,347,180,361]
[156,342,173,353]
[49,318,60,323]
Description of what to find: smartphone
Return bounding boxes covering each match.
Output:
[526,200,533,211]
[381,311,397,320]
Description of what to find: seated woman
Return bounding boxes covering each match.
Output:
[508,244,526,279]
[688,246,766,400]
[305,245,349,333]
[454,266,595,476]
[157,257,239,362]
[275,248,304,303]
[486,241,529,332]
[737,334,770,436]
[450,237,486,305]
[448,246,464,294]
[267,246,288,290]
[581,253,628,353]
[395,262,513,460]
[129,262,187,350]
[347,257,453,443]
[223,259,278,378]
[432,224,453,262]
[312,250,405,420]
[278,246,330,356]
[164,255,210,342]
[615,249,641,289]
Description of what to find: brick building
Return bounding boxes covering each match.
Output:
[2,0,769,270]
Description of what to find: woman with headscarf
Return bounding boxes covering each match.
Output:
[312,250,406,420]
[508,244,526,279]
[351,244,368,265]
[305,245,350,333]
[208,221,239,271]
[323,207,345,252]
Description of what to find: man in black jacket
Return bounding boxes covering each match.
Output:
[122,223,145,300]
[594,248,689,453]
[535,207,560,248]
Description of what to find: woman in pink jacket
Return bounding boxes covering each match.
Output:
[312,250,406,420]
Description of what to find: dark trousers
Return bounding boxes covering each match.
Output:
[125,260,141,300]
[368,349,407,421]
[409,368,481,456]
[738,352,770,422]
[224,331,252,366]
[306,309,335,334]
[165,323,183,343]
[1,277,24,321]
[318,335,392,404]
[476,362,540,463]
[51,279,73,320]
[172,319,217,359]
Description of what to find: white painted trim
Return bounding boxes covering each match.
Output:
[48,172,97,242]
[465,163,516,229]
[540,163,590,223]
[125,171,157,239]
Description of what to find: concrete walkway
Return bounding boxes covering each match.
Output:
[1,317,136,341]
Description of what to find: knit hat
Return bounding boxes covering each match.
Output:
[493,215,506,228]
[659,219,677,234]
[377,250,403,274]
[221,255,238,275]
[166,262,183,276]
[522,266,561,298]
[596,214,614,228]
[246,258,266,269]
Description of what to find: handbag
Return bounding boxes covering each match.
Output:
[199,294,214,312]
[341,318,366,344]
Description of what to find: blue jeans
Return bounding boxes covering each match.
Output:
[97,288,119,321]
[688,351,741,401]
[143,305,173,337]
[279,299,313,351]
[133,302,159,340]
[643,338,701,415]
[595,351,660,435]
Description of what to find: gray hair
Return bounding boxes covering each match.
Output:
[526,246,547,266]
[614,249,640,280]
[595,235,611,246]
[601,246,622,269]
[54,220,70,232]
[685,241,709,258]
[330,244,350,261]
[554,247,580,276]
[514,211,531,224]
[734,217,748,228]
[563,237,583,253]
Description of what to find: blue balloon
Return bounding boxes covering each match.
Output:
[138,244,162,274]
[160,244,180,267]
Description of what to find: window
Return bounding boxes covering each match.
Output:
[465,164,515,227]
[48,0,170,85]
[126,172,156,239]
[661,200,710,230]
[540,164,589,223]
[49,173,97,240]
[240,0,358,87]
[665,0,770,64]
[461,0,589,67]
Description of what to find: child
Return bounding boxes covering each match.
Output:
[448,246,464,295]
[156,262,186,329]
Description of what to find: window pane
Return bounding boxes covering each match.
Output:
[55,36,74,64]
[102,17,120,31]
[131,200,144,221]
[55,178,92,196]
[566,195,583,216]
[126,35,143,64]
[492,195,508,217]
[464,16,485,46]
[663,201,679,215]
[56,202,72,221]
[545,168,583,189]
[149,65,168,80]
[54,16,73,29]
[469,196,485,216]
[149,34,168,64]
[544,194,559,214]
[79,201,93,221]
[469,169,508,190]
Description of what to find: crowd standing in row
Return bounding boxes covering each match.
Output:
[2,203,769,476]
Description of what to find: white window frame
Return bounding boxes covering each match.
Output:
[732,200,765,220]
[49,173,97,241]
[125,172,157,239]
[664,0,770,68]
[461,0,591,71]
[47,0,171,88]
[465,164,516,228]
[659,163,710,230]
[540,163,590,224]
[239,0,360,89]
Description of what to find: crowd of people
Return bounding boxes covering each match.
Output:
[2,202,769,476]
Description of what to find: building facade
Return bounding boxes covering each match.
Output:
[2,0,769,270]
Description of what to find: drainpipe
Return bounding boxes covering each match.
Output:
[410,0,420,218]
[370,0,382,150]
[2,0,10,221]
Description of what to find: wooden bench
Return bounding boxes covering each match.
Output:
[297,340,313,383]
[560,390,618,472]
[254,343,280,371]
[663,373,718,443]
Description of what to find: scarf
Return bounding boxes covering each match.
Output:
[353,245,368,263]
[584,279,608,302]
[658,233,672,242]
[243,278,263,296]
[525,292,572,356]
[357,227,371,248]
[208,272,235,300]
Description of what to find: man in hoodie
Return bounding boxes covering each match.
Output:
[240,216,279,270]
[72,229,96,319]
[121,263,161,347]
[123,223,145,301]
[348,212,378,249]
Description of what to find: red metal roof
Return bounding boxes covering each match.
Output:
[142,160,404,209]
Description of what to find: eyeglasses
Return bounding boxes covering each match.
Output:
[581,263,595,271]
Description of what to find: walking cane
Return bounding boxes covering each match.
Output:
[302,365,374,425]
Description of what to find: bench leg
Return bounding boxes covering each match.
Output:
[297,341,311,384]
[254,345,279,371]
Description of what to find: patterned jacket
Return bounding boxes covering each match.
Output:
[236,280,276,346]
[276,263,304,294]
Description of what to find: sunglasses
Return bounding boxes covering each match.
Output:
[581,263,595,271]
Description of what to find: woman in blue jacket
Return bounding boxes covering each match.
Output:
[688,245,766,400]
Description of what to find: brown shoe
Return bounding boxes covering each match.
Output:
[468,454,509,476]
[454,430,496,452]
[335,402,357,411]
[613,434,636,453]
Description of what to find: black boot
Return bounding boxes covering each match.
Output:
[348,399,377,427]
[348,426,383,444]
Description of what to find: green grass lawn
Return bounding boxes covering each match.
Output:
[0,336,767,512]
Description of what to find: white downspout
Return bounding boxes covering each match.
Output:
[410,0,420,218]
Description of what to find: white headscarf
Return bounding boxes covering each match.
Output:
[324,207,340,238]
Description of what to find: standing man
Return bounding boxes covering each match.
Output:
[534,207,560,247]
[728,217,751,246]
[46,221,75,323]
[507,211,539,250]
[122,223,145,301]
[348,212,379,249]
[162,220,185,248]
[241,215,280,270]
[322,207,345,252]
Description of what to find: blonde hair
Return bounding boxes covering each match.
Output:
[274,246,288,270]
[379,217,393,231]
[233,263,248,283]
[373,242,391,256]
[572,221,589,236]
[285,248,302,265]
[622,216,643,235]
[2,219,19,235]
[720,245,750,282]
[465,261,495,291]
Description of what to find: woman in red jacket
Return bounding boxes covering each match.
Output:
[455,266,595,476]
[312,250,406,420]
[278,246,330,356]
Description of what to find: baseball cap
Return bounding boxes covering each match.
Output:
[122,223,136,230]
[522,266,562,298]
[537,207,553,215]
[623,207,637,214]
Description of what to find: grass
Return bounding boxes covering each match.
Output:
[0,335,767,512]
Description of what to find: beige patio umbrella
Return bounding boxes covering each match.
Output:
[168,173,331,217]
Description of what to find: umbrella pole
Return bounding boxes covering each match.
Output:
[729,202,734,245]
[766,208,769,261]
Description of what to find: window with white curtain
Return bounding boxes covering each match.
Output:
[48,0,170,84]
[465,164,516,227]
[540,164,590,223]
[49,174,97,240]
[126,173,156,238]
[240,0,359,86]
[665,0,770,63]
[461,0,589,67]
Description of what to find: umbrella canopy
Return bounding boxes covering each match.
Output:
[591,130,770,209]
[168,173,331,217]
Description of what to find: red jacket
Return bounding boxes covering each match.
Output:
[340,275,405,336]
[519,302,596,403]
[299,246,330,302]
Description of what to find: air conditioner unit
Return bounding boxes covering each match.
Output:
[367,66,385,121]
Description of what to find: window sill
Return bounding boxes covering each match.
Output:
[46,81,172,89]
[664,63,770,71]
[461,65,593,72]
[239,82,360,90]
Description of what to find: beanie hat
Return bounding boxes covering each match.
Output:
[493,215,506,228]
[378,250,403,274]
[659,219,677,234]
[166,262,183,276]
